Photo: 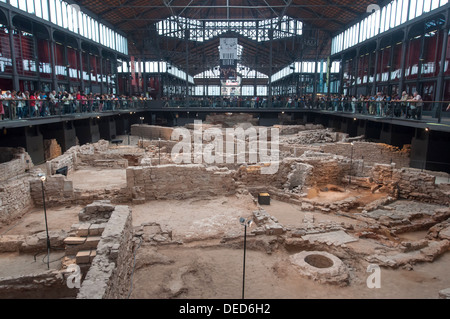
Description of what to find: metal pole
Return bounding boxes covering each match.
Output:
[41,180,50,269]
[242,224,247,300]
[349,143,354,185]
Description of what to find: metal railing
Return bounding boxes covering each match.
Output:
[0,97,150,120]
[1,97,449,123]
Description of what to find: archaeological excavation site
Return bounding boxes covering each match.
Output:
[0,113,449,300]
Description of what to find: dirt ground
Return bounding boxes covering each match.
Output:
[0,205,82,236]
[130,245,450,299]
[129,195,450,299]
[0,251,65,278]
[131,194,258,242]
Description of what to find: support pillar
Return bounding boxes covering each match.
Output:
[7,23,20,91]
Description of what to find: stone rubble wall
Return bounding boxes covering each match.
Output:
[46,140,110,175]
[131,124,174,140]
[29,174,131,208]
[77,205,133,299]
[0,147,33,182]
[44,139,62,161]
[204,113,258,127]
[30,175,75,207]
[0,270,76,299]
[371,164,450,205]
[127,164,237,201]
[320,142,410,169]
[297,151,353,187]
[0,178,34,225]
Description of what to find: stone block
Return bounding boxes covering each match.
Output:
[89,250,97,262]
[76,224,90,237]
[64,237,87,245]
[76,250,91,264]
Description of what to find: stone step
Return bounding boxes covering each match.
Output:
[75,249,97,265]
[65,236,101,255]
[75,223,106,237]
[64,237,87,245]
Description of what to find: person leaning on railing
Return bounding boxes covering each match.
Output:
[408,91,423,120]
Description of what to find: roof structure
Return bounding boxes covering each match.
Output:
[74,0,385,76]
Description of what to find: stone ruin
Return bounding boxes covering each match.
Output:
[0,120,449,298]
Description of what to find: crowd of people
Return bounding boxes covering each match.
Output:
[1,88,448,121]
[0,90,152,120]
[316,91,428,119]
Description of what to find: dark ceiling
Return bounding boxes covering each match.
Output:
[74,0,385,76]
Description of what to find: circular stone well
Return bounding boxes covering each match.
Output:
[289,251,349,286]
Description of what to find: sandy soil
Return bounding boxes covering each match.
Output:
[67,168,127,191]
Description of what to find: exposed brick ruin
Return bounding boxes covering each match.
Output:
[1,121,449,299]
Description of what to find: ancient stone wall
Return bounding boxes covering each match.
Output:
[44,139,62,161]
[320,142,410,169]
[0,148,33,182]
[371,164,450,205]
[46,140,110,175]
[205,113,258,127]
[77,205,133,299]
[0,178,33,225]
[0,148,34,225]
[297,151,353,186]
[126,164,237,201]
[131,124,174,140]
[0,270,76,299]
[30,175,75,207]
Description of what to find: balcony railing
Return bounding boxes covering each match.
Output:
[1,97,449,123]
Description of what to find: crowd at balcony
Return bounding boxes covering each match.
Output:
[1,88,449,122]
[0,89,152,120]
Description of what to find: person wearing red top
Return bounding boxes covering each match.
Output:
[30,92,37,117]
[76,91,82,113]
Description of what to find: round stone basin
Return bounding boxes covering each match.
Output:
[289,251,349,286]
[304,254,334,268]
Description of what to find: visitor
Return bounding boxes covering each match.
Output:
[3,90,12,120]
[16,91,26,119]
[409,91,423,120]
[49,90,57,115]
[351,96,357,113]
[400,91,409,118]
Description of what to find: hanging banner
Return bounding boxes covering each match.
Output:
[138,58,142,91]
[130,56,136,86]
[220,59,237,81]
[220,38,238,60]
